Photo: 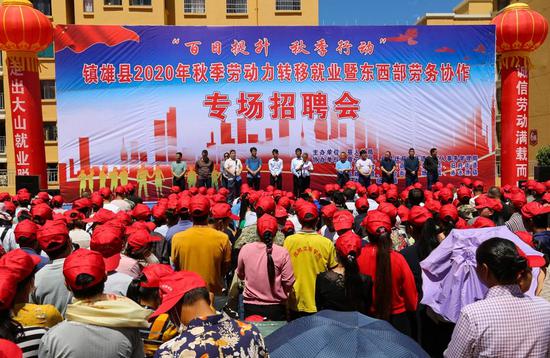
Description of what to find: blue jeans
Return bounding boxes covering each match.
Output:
[406,174,418,187]
[427,172,438,190]
[358,174,371,187]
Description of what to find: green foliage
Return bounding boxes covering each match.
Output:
[536,145,550,167]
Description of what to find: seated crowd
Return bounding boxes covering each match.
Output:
[0,177,549,358]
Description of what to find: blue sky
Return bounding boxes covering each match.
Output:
[320,0,463,25]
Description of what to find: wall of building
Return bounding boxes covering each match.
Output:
[74,0,167,25]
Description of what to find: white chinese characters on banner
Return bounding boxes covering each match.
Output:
[515,66,529,180]
[9,60,30,176]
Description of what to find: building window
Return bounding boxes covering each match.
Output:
[31,0,51,16]
[105,0,122,5]
[130,0,152,5]
[83,0,94,12]
[38,43,54,59]
[41,80,56,100]
[44,123,58,141]
[227,0,247,14]
[184,0,205,13]
[47,164,58,184]
[497,0,510,10]
[276,0,300,11]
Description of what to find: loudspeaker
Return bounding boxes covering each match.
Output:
[16,176,40,196]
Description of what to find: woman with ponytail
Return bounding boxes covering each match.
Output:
[237,214,295,321]
[446,238,550,357]
[358,210,417,336]
[315,230,372,314]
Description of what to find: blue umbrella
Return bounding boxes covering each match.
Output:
[265,310,429,358]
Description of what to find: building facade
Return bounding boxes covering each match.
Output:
[418,0,550,180]
[0,0,318,193]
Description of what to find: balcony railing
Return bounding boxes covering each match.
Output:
[0,169,15,188]
[0,136,5,154]
[47,168,58,184]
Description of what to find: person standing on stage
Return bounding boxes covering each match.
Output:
[171,152,187,191]
[224,150,243,202]
[355,149,373,187]
[424,148,439,190]
[221,152,230,189]
[404,148,420,186]
[269,149,284,190]
[301,153,314,194]
[291,148,304,197]
[245,147,262,191]
[380,151,397,184]
[336,152,352,187]
[196,150,214,188]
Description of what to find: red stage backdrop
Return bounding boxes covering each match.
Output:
[54,25,497,200]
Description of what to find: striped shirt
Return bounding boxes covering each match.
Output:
[445,285,550,358]
[505,212,527,233]
[16,326,47,358]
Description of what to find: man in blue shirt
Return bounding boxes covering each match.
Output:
[171,152,187,190]
[379,151,397,184]
[335,152,352,187]
[404,148,420,186]
[245,147,262,190]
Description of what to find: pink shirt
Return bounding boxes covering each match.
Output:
[116,254,141,279]
[237,242,295,305]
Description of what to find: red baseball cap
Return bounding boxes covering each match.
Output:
[63,248,106,291]
[256,196,276,215]
[132,203,151,221]
[367,184,379,197]
[385,189,398,201]
[31,203,53,221]
[0,337,23,358]
[0,249,41,282]
[188,187,199,196]
[83,208,116,224]
[151,205,167,220]
[457,186,472,200]
[257,214,278,238]
[51,195,64,206]
[0,192,10,202]
[282,220,295,235]
[197,187,207,195]
[510,191,527,209]
[73,197,92,210]
[424,199,442,214]
[140,264,174,289]
[335,230,362,256]
[274,205,288,219]
[127,230,161,252]
[14,220,38,243]
[521,202,550,219]
[206,188,216,196]
[277,196,291,210]
[543,192,550,204]
[189,195,210,217]
[473,180,484,190]
[475,195,503,212]
[3,201,15,216]
[149,271,207,320]
[37,220,70,253]
[321,204,338,219]
[114,185,126,195]
[115,211,133,226]
[99,187,112,199]
[177,195,191,214]
[210,203,239,220]
[461,178,473,188]
[355,197,369,212]
[362,210,392,235]
[333,210,354,232]
[409,206,433,227]
[397,205,410,223]
[378,202,397,224]
[212,194,226,203]
[324,184,335,194]
[472,217,495,228]
[0,269,17,310]
[36,192,49,202]
[90,226,123,272]
[438,188,453,203]
[296,202,319,223]
[170,186,181,194]
[90,193,104,208]
[64,209,85,223]
[439,204,459,223]
[17,191,31,203]
[218,187,230,196]
[455,217,468,229]
[534,182,546,195]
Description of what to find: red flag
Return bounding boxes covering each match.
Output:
[54,25,140,53]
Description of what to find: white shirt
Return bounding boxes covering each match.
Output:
[70,229,91,249]
[110,199,131,212]
[154,224,169,238]
[223,158,243,178]
[104,272,133,297]
[0,226,17,252]
[367,198,379,211]
[288,214,303,232]
[301,161,314,177]
[291,157,304,177]
[356,158,373,176]
[268,158,283,176]
[103,202,121,213]
[244,211,257,227]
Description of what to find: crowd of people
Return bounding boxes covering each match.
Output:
[0,172,549,357]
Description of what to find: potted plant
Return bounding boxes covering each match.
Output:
[535,145,550,181]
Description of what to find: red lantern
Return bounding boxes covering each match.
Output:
[492,3,548,186]
[0,0,53,190]
[0,0,53,53]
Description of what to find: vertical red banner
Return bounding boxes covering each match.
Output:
[500,65,529,185]
[7,55,48,189]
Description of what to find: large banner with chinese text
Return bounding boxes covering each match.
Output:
[55,25,496,200]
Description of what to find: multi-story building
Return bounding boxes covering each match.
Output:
[0,0,318,193]
[417,0,550,180]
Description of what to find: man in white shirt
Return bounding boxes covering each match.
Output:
[268,149,284,190]
[300,153,314,193]
[290,148,304,197]
[0,211,17,252]
[355,149,373,188]
[223,149,243,202]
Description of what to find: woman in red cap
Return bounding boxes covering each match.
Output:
[315,230,372,314]
[237,214,295,321]
[358,210,417,337]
